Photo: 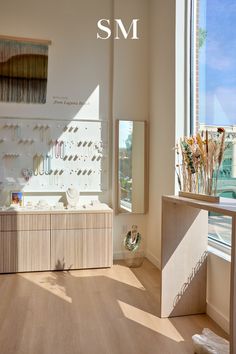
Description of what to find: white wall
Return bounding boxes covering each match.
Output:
[0,0,149,258]
[0,0,231,333]
[146,0,176,267]
[207,253,230,333]
[112,0,149,258]
[0,0,112,120]
[147,0,231,334]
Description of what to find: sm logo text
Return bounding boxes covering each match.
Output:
[97,19,139,40]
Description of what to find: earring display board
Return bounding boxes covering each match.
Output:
[0,117,108,196]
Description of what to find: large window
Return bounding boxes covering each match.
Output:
[191,0,236,247]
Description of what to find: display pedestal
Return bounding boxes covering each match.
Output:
[161,195,236,354]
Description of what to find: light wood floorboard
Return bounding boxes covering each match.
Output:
[0,259,227,354]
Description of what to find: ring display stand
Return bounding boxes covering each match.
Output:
[66,187,80,207]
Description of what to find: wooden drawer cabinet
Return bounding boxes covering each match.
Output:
[85,213,113,229]
[82,229,112,268]
[2,232,17,273]
[51,212,113,230]
[17,231,50,272]
[0,208,113,273]
[51,229,84,270]
[51,214,86,230]
[2,231,50,273]
[0,232,3,273]
[0,214,50,231]
[51,228,112,270]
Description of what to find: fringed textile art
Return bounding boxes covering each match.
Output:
[0,39,48,103]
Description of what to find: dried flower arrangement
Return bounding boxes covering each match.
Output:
[176,128,226,197]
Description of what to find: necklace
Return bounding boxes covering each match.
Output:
[33,154,39,176]
[45,154,51,175]
[55,140,60,159]
[39,154,44,175]
[60,141,65,159]
[124,225,141,252]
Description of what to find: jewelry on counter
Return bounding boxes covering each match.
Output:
[36,199,50,209]
[25,201,34,209]
[54,201,64,210]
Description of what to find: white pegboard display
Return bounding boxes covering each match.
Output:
[0,118,109,194]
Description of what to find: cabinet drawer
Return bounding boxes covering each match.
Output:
[51,228,112,270]
[51,229,84,270]
[0,214,50,231]
[86,213,113,229]
[83,229,112,268]
[2,231,50,273]
[51,212,112,230]
[51,214,86,230]
[0,233,4,273]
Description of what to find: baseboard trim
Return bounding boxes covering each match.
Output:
[113,251,124,260]
[206,302,229,334]
[113,250,161,270]
[145,250,161,269]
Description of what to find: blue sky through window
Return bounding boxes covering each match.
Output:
[199,0,236,125]
[119,121,133,148]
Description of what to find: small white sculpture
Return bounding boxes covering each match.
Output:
[192,328,229,354]
[66,187,80,208]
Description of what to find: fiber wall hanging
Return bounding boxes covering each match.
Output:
[0,36,50,104]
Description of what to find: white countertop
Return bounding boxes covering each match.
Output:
[163,195,236,217]
[0,203,113,214]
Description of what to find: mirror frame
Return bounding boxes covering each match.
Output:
[115,119,148,214]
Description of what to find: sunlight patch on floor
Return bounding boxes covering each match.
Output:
[20,273,72,303]
[19,263,146,304]
[118,300,184,342]
[69,264,146,290]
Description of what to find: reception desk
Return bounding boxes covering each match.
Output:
[161,195,236,353]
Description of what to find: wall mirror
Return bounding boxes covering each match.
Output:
[116,120,148,214]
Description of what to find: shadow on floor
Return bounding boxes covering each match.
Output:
[0,259,228,354]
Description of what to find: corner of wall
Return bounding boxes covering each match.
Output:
[146,0,176,263]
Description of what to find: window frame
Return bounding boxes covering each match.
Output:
[188,0,232,253]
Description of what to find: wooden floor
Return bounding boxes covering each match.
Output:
[0,259,227,354]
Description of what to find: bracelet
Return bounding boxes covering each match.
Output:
[45,154,51,175]
[55,140,60,159]
[60,141,65,159]
[39,154,44,175]
[33,154,39,176]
